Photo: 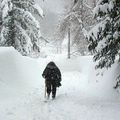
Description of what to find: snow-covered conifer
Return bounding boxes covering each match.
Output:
[88,0,120,69]
[0,0,43,56]
[55,0,94,55]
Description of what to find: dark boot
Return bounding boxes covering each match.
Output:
[47,93,50,99]
[52,94,55,99]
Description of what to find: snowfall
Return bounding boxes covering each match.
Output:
[0,47,120,120]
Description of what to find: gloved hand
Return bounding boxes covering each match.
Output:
[56,82,62,87]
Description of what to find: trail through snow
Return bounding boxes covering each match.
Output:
[0,48,120,120]
[3,70,119,120]
[1,69,120,120]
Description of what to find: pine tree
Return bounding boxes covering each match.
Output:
[88,0,120,69]
[88,0,120,88]
[55,0,94,55]
[0,0,43,56]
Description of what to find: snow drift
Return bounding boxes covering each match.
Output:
[0,47,120,120]
[0,47,41,100]
[0,47,119,101]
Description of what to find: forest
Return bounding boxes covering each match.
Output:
[0,0,120,120]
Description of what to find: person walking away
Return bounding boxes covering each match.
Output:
[42,61,61,99]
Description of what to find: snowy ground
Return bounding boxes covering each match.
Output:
[0,47,120,120]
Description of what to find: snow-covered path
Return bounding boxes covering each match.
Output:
[0,49,120,120]
[24,71,120,120]
[1,70,120,120]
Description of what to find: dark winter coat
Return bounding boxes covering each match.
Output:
[42,62,61,87]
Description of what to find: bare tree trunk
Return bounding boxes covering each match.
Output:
[93,0,97,7]
[68,27,70,59]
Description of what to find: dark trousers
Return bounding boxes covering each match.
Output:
[46,80,56,98]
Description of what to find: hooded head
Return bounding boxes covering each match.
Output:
[47,61,56,69]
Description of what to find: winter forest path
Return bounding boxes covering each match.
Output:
[21,66,120,120]
[0,54,120,120]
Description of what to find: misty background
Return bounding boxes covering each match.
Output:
[36,0,66,40]
[36,0,94,41]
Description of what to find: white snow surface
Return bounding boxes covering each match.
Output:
[0,47,120,120]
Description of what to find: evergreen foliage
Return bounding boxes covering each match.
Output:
[88,0,120,69]
[0,0,43,56]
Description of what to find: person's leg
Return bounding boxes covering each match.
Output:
[52,83,56,99]
[46,81,51,99]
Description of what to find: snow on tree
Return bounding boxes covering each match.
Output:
[0,0,43,56]
[54,0,94,55]
[0,2,2,33]
[88,0,120,88]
